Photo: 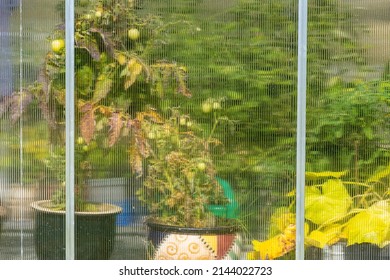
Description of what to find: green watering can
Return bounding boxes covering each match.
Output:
[207,177,239,219]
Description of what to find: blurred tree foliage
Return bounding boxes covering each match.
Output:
[140,0,368,190]
[50,0,390,238]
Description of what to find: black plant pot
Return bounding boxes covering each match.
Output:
[0,205,5,238]
[345,243,390,260]
[31,200,122,260]
[146,220,241,260]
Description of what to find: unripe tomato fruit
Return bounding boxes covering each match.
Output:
[197,162,206,171]
[179,117,187,126]
[76,137,84,145]
[128,28,140,40]
[201,102,212,113]
[116,54,127,65]
[212,101,222,110]
[95,10,102,18]
[51,39,65,54]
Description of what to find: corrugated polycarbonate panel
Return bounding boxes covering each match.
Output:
[3,0,388,261]
[0,0,300,261]
[305,0,390,260]
[140,0,299,260]
[0,0,63,259]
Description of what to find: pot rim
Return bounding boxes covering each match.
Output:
[145,218,239,234]
[31,200,122,216]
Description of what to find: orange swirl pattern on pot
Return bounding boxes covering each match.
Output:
[153,233,237,260]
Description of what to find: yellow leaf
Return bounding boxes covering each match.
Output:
[344,201,390,247]
[252,224,296,260]
[268,207,295,237]
[306,230,328,248]
[252,237,286,260]
[247,251,260,260]
[305,179,352,225]
[124,58,143,90]
[366,165,390,183]
[305,171,347,180]
[306,225,342,249]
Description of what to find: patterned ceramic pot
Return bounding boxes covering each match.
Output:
[146,220,242,260]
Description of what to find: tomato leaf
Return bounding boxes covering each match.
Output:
[93,74,113,103]
[76,37,101,61]
[124,58,143,90]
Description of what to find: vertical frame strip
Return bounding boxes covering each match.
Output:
[296,0,308,260]
[18,0,24,259]
[65,0,75,260]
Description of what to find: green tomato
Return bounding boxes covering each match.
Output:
[179,117,187,126]
[128,28,140,40]
[197,162,206,171]
[51,39,65,54]
[201,102,212,113]
[147,131,156,139]
[212,101,222,110]
[95,10,102,18]
[76,137,84,145]
[186,121,193,128]
[84,13,93,20]
[116,54,127,66]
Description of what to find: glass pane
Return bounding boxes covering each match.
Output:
[44,0,300,260]
[136,0,298,260]
[0,0,63,259]
[305,0,390,260]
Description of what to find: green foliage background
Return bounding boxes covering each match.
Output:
[3,0,390,240]
[138,0,389,237]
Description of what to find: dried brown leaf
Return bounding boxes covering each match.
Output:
[76,38,101,61]
[136,109,164,124]
[108,112,123,147]
[90,28,116,57]
[0,96,13,118]
[10,92,34,123]
[129,119,150,158]
[129,145,143,176]
[79,103,95,144]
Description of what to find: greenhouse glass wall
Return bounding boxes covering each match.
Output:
[0,0,390,260]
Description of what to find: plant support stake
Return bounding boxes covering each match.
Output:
[296,0,308,260]
[65,0,75,260]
